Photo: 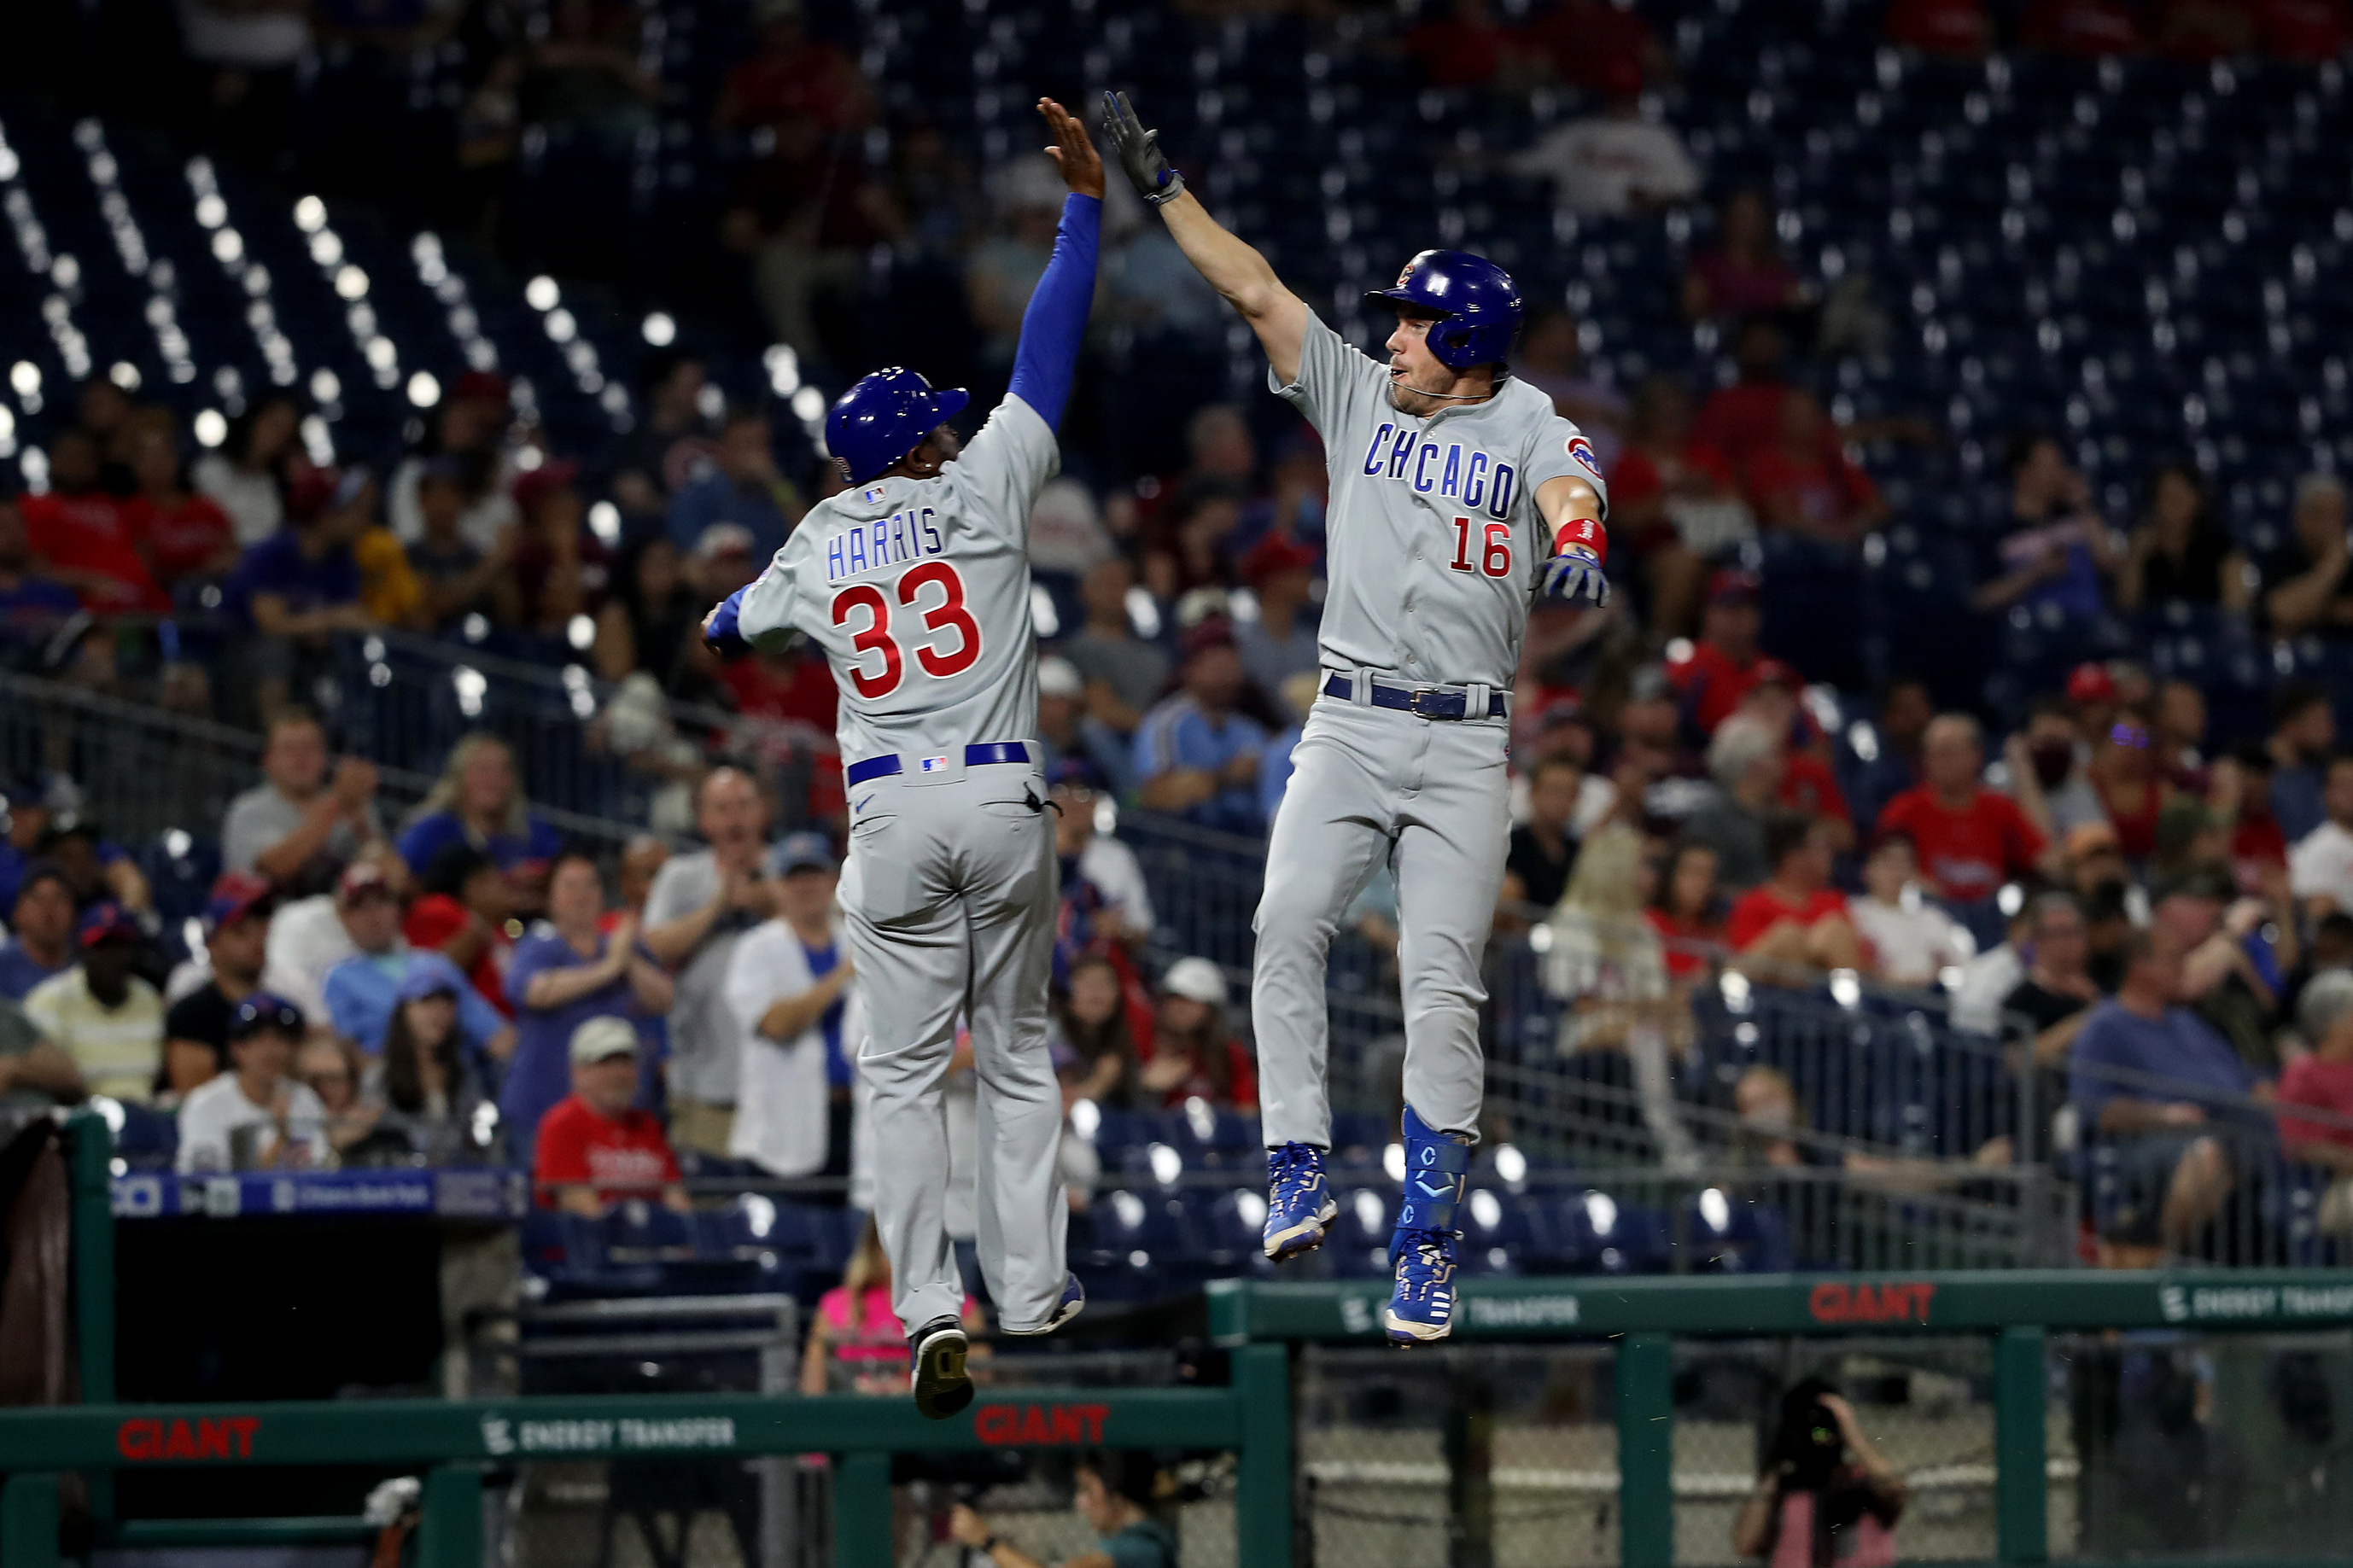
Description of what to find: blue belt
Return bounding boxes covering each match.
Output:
[1323,673,1509,720]
[844,741,1033,786]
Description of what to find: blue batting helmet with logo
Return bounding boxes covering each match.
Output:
[826,367,971,486]
[1363,249,1523,370]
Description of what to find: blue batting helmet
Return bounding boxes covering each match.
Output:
[826,367,971,486]
[1363,249,1523,370]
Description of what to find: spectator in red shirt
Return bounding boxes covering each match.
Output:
[1649,839,1727,979]
[1667,569,1790,739]
[1693,318,1797,476]
[2254,0,2350,60]
[2021,0,2145,54]
[1886,0,1994,56]
[1737,667,1855,852]
[1744,392,1888,548]
[1607,376,1747,638]
[533,1015,690,1215]
[2223,740,2290,895]
[1520,0,1673,96]
[2281,974,2353,1208]
[1684,195,1806,327]
[2087,702,2176,861]
[20,429,168,614]
[1726,812,1863,976]
[1404,0,1511,89]
[505,462,610,637]
[406,843,517,1018]
[1877,714,2059,903]
[1138,957,1257,1110]
[120,418,238,593]
[712,0,873,134]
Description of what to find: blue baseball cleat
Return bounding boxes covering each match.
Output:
[1001,1273,1086,1337]
[1384,1105,1471,1344]
[1263,1142,1337,1262]
[1383,1226,1461,1344]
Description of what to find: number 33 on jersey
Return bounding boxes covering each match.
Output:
[729,397,1060,762]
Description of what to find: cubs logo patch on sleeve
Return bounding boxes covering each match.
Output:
[1565,434,1603,482]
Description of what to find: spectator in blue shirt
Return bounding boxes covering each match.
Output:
[395,732,564,894]
[0,864,76,1001]
[324,947,514,1061]
[1135,624,1270,836]
[2070,929,2267,1267]
[0,497,81,650]
[666,405,805,567]
[0,780,144,918]
[233,467,378,722]
[500,848,672,1162]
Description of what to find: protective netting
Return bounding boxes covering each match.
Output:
[2051,1328,2353,1560]
[1669,1336,1999,1566]
[1296,1344,1623,1568]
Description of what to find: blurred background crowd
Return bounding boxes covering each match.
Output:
[0,0,2350,1285]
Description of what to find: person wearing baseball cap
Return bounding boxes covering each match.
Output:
[0,861,77,1001]
[23,902,163,1105]
[1136,625,1271,835]
[724,833,859,1182]
[161,873,277,1095]
[1141,958,1256,1109]
[260,855,409,1032]
[1666,568,1800,739]
[1235,532,1322,720]
[532,1015,689,1217]
[175,991,329,1173]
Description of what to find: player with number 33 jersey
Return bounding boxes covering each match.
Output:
[704,100,1104,1419]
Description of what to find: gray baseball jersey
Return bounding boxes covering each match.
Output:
[734,396,1057,761]
[1271,310,1607,691]
[1252,311,1607,1153]
[733,392,1068,1338]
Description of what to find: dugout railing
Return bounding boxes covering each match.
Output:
[1208,1270,2353,1568]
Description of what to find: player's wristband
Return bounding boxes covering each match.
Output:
[1556,516,1608,567]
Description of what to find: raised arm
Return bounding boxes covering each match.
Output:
[1106,91,1309,386]
[1004,99,1104,430]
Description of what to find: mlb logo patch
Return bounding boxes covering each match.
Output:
[862,486,886,504]
[1565,434,1603,481]
[919,755,952,773]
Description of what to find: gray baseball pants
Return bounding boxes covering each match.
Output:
[839,756,1067,1336]
[1252,692,1511,1146]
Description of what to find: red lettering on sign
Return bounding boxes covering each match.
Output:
[1808,1280,1936,1326]
[972,1402,1116,1448]
[117,1419,157,1461]
[114,1414,263,1462]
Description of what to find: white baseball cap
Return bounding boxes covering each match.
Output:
[1038,656,1083,700]
[1159,957,1228,1007]
[569,1015,639,1065]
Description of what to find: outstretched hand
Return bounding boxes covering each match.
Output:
[1102,90,1185,207]
[1038,97,1105,201]
[1538,546,1611,607]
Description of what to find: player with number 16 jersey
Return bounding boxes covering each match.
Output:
[704,99,1103,1422]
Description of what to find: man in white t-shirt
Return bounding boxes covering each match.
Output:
[2290,755,2353,924]
[1509,61,1700,216]
[176,992,330,1173]
[261,859,404,1029]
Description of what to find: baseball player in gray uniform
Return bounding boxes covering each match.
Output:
[1106,92,1611,1345]
[705,101,1104,1417]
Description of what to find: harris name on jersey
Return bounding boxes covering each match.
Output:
[825,498,949,585]
[1358,423,1519,519]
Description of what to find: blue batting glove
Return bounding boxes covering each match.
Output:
[702,592,752,661]
[1538,546,1610,607]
